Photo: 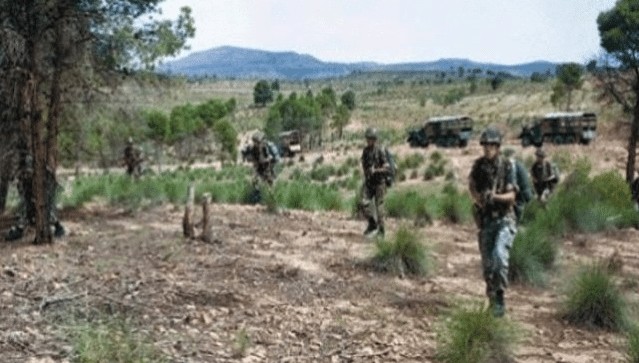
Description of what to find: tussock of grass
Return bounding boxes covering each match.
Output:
[233,328,251,358]
[371,226,431,276]
[68,317,166,363]
[398,152,425,170]
[274,181,345,212]
[436,303,519,363]
[561,263,629,331]
[628,326,639,363]
[386,186,472,224]
[509,225,557,286]
[512,161,639,286]
[439,183,472,224]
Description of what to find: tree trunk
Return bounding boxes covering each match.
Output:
[626,94,639,183]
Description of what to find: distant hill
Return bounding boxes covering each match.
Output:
[159,45,559,80]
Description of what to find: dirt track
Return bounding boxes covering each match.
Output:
[0,134,638,362]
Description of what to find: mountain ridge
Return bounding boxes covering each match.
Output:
[159,45,559,80]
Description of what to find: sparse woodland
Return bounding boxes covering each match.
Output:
[3,1,639,362]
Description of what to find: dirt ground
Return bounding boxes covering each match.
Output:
[0,131,638,363]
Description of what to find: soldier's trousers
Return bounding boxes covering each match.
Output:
[361,182,386,228]
[478,217,516,299]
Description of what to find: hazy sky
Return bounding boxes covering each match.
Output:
[159,0,616,65]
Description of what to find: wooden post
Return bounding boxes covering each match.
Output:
[182,183,195,238]
[200,193,212,243]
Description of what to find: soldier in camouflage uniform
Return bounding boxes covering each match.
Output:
[123,137,143,177]
[469,127,517,317]
[249,131,275,186]
[360,127,389,238]
[530,148,559,203]
[5,154,65,241]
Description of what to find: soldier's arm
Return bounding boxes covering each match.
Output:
[361,151,371,177]
[468,163,482,205]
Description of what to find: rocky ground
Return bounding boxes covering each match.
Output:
[0,134,637,363]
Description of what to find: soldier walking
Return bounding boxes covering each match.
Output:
[243,131,277,204]
[123,137,143,177]
[469,127,517,317]
[360,127,389,238]
[248,131,275,186]
[530,148,559,203]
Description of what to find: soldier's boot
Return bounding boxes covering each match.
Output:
[53,222,65,238]
[492,291,505,318]
[5,226,24,241]
[363,218,378,237]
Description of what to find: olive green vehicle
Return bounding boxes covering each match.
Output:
[407,115,474,148]
[519,112,597,147]
[278,130,302,157]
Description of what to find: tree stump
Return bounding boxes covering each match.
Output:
[182,184,195,238]
[200,193,212,243]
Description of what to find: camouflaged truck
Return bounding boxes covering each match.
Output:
[519,112,597,147]
[407,115,474,148]
[278,130,302,157]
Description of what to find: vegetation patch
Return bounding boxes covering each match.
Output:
[628,326,639,363]
[436,302,519,363]
[512,161,638,286]
[561,263,629,331]
[67,316,167,363]
[371,225,431,276]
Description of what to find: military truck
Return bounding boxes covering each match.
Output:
[519,112,597,147]
[407,115,473,148]
[278,130,302,157]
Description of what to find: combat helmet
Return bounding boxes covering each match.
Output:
[364,127,378,140]
[479,127,502,146]
[252,130,265,143]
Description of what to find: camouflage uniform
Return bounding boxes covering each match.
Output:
[530,149,558,202]
[6,156,64,241]
[469,128,517,317]
[360,128,389,237]
[249,131,275,186]
[123,139,143,177]
[510,158,533,222]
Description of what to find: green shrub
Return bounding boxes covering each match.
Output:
[513,166,639,287]
[509,226,557,286]
[438,184,472,224]
[233,328,251,358]
[399,152,425,170]
[628,326,639,363]
[69,317,167,363]
[275,181,344,212]
[561,263,629,331]
[436,303,519,363]
[371,226,431,276]
[309,164,336,182]
[429,151,443,163]
[386,189,435,219]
